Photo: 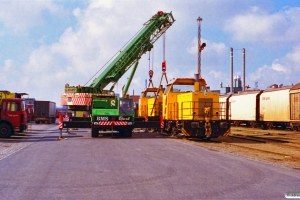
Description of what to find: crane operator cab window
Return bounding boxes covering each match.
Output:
[119,99,134,115]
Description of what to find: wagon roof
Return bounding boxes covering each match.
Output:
[290,82,300,90]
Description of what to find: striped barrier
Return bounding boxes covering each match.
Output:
[59,115,63,129]
[160,116,164,128]
[65,114,70,134]
[96,121,128,126]
[58,115,64,140]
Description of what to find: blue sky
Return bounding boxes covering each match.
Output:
[1,0,300,105]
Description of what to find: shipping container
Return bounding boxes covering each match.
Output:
[230,90,263,127]
[289,83,300,130]
[260,87,291,122]
[219,94,231,120]
[34,101,56,124]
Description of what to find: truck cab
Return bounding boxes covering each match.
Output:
[25,104,34,122]
[91,93,135,137]
[0,98,27,138]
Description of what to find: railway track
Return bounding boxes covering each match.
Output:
[229,134,300,150]
[231,126,300,141]
[177,127,300,170]
[231,127,300,145]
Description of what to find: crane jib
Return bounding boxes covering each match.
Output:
[65,12,175,94]
[90,12,175,91]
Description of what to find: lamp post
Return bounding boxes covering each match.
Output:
[197,17,206,78]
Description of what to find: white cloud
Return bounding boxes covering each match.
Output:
[247,43,300,89]
[271,60,289,73]
[188,38,227,57]
[286,45,300,69]
[224,6,300,44]
[0,1,64,33]
[2,0,300,104]
[209,70,225,79]
[88,0,113,9]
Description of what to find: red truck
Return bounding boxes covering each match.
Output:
[0,91,27,138]
[23,98,35,122]
[25,104,34,122]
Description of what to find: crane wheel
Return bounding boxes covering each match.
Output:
[91,129,99,138]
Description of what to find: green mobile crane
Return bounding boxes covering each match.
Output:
[63,11,175,137]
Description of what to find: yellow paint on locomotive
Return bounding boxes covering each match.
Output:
[138,87,163,117]
[162,77,221,121]
[176,91,220,120]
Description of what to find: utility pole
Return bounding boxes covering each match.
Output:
[197,17,206,78]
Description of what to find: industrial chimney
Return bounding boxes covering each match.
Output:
[242,48,246,91]
[230,47,233,93]
[230,47,246,93]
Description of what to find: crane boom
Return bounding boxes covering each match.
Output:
[65,11,175,94]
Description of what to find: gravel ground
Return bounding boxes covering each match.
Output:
[182,127,300,170]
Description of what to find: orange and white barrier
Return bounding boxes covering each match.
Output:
[160,116,164,128]
[58,114,64,140]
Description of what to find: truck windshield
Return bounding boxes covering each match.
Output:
[7,102,19,111]
[119,99,133,115]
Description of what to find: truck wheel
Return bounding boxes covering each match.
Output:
[0,123,13,138]
[125,129,132,137]
[118,129,132,137]
[91,129,99,138]
[118,129,125,137]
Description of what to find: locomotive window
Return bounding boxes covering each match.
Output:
[164,85,172,95]
[145,91,156,97]
[172,84,194,92]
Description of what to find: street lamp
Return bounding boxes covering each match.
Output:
[197,17,205,78]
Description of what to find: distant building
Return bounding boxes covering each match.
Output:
[220,76,243,94]
[130,95,140,104]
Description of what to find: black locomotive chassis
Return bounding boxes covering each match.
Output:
[165,120,231,138]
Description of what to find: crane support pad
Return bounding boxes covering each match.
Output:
[133,121,160,128]
[63,121,91,128]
